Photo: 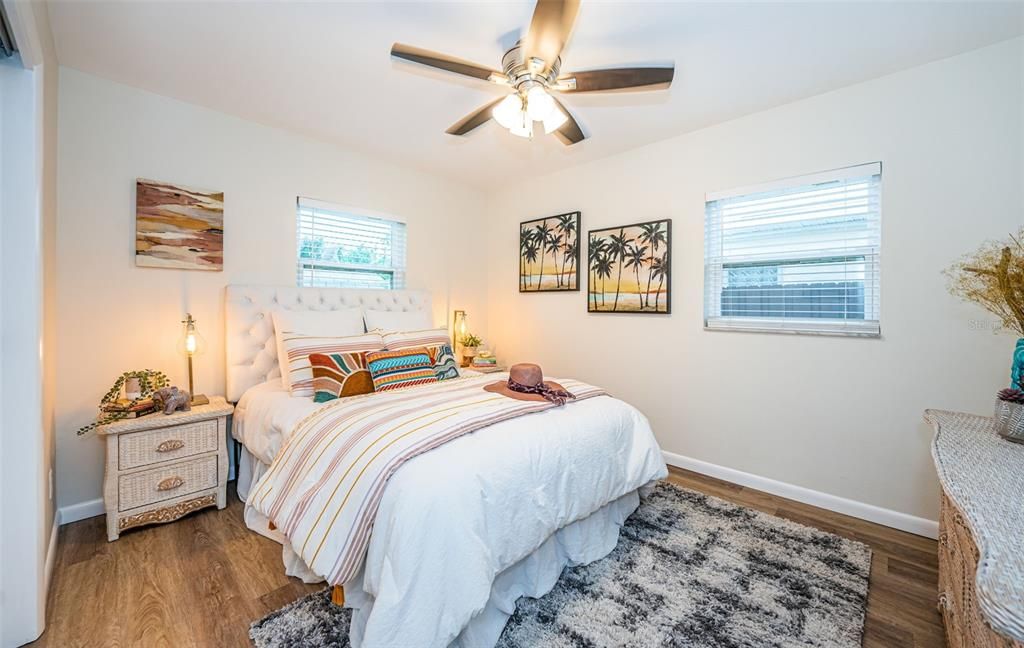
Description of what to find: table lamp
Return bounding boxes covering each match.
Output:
[452,310,468,349]
[180,313,209,406]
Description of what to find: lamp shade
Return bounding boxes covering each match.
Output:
[492,94,524,130]
[179,313,206,356]
[526,86,556,122]
[509,116,534,139]
[542,106,568,134]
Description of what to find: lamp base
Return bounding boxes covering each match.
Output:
[190,394,210,406]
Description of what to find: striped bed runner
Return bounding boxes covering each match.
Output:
[249,374,607,586]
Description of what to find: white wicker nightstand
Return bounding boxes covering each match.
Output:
[97,397,233,541]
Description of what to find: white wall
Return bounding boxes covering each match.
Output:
[485,38,1023,527]
[55,68,488,513]
[0,55,47,646]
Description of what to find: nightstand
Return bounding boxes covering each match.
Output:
[97,396,233,541]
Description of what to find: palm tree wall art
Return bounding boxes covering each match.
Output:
[587,219,671,313]
[519,212,581,292]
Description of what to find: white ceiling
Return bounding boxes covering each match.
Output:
[48,1,1024,189]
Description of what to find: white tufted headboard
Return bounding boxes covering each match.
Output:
[224,285,432,402]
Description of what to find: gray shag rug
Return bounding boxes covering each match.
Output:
[250,482,872,648]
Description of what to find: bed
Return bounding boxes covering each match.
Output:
[225,285,667,648]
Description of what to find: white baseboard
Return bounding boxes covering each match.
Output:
[56,457,937,538]
[45,511,59,595]
[58,497,104,525]
[662,450,939,539]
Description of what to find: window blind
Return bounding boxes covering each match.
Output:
[704,162,881,336]
[296,197,407,290]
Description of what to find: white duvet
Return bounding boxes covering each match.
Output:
[235,375,667,648]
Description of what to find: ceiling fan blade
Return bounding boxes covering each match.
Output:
[551,97,585,146]
[558,67,675,93]
[391,43,504,82]
[521,0,580,72]
[446,98,504,136]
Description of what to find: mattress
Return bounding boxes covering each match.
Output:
[233,373,667,647]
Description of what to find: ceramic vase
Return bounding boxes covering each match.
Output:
[1013,338,1024,390]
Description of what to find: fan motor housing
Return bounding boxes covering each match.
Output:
[502,42,561,93]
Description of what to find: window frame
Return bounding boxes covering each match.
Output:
[295,197,407,290]
[703,162,882,338]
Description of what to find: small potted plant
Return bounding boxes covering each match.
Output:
[77,369,170,435]
[995,388,1024,444]
[459,333,482,367]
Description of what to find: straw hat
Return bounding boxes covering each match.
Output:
[483,363,573,404]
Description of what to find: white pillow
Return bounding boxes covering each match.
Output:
[272,308,365,390]
[363,308,432,333]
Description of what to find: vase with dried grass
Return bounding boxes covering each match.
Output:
[946,227,1024,389]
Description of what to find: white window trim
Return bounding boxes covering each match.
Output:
[297,196,408,225]
[706,162,881,202]
[704,163,882,338]
[296,196,407,289]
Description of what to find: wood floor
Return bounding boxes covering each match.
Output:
[32,469,943,647]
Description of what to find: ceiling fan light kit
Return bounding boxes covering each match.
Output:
[491,86,565,139]
[390,0,674,145]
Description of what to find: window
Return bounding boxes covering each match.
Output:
[296,197,406,289]
[704,163,881,336]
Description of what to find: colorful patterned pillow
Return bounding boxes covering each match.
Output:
[424,343,459,380]
[382,328,460,381]
[365,347,439,392]
[281,331,384,398]
[309,352,374,403]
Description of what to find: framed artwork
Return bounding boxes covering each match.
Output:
[136,178,224,271]
[588,219,671,313]
[519,211,581,292]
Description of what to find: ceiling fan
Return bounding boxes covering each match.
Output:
[390,0,674,145]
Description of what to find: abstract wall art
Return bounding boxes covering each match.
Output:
[136,179,224,271]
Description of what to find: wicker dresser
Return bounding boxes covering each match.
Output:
[98,397,233,541]
[928,410,1024,647]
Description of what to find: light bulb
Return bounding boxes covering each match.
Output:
[492,94,524,130]
[542,106,568,134]
[526,86,556,121]
[185,333,197,354]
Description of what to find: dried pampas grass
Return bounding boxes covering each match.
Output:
[945,227,1024,337]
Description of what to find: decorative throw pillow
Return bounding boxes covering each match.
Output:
[425,343,459,380]
[365,347,439,392]
[281,331,384,398]
[382,328,460,381]
[309,352,374,403]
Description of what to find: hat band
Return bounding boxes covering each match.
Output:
[507,378,576,406]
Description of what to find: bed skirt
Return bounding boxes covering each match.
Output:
[236,446,644,648]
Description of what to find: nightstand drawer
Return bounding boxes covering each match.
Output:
[118,455,218,511]
[118,419,219,470]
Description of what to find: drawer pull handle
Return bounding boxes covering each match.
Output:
[157,476,184,491]
[157,440,185,453]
